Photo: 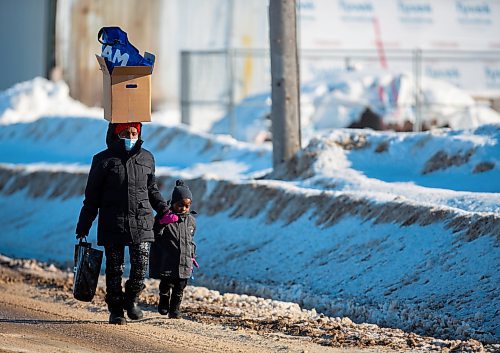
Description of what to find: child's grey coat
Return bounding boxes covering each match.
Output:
[149,211,196,279]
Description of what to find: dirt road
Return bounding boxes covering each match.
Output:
[0,257,495,353]
[0,264,380,353]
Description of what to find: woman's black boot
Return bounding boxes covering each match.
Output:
[124,281,144,320]
[106,294,127,325]
[124,291,143,320]
[108,305,127,325]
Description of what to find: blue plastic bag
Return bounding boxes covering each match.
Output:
[98,27,154,72]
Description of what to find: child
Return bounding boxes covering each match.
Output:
[149,180,197,318]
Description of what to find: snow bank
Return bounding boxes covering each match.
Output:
[271,125,500,199]
[0,116,271,178]
[0,77,102,125]
[0,166,498,343]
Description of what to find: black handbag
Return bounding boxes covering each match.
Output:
[73,238,103,302]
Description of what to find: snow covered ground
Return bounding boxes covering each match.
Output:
[0,78,498,343]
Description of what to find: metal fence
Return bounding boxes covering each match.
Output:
[180,49,500,135]
[180,49,271,133]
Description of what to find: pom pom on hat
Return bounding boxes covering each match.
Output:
[171,179,192,204]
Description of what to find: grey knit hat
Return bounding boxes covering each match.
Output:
[171,180,192,204]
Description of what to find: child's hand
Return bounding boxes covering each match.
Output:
[159,211,178,225]
[192,258,200,268]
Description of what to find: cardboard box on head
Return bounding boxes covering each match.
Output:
[96,53,155,123]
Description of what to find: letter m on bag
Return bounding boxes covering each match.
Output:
[112,49,129,66]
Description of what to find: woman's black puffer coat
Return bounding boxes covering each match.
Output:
[76,123,169,246]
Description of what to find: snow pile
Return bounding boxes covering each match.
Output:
[311,72,494,129]
[272,125,500,197]
[211,69,500,143]
[0,77,102,125]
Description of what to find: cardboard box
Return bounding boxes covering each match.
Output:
[96,54,155,123]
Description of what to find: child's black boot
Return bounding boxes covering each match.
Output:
[169,292,183,319]
[158,293,170,315]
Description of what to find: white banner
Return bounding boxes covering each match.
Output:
[299,0,500,50]
[297,0,500,94]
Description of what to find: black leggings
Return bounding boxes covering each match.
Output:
[104,242,150,306]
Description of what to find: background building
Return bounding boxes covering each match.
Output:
[2,0,500,122]
[0,0,56,91]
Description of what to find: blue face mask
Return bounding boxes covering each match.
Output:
[123,138,138,151]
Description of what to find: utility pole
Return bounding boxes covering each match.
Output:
[226,0,236,137]
[269,0,301,169]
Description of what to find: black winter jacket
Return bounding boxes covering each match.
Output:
[76,124,169,246]
[149,211,197,279]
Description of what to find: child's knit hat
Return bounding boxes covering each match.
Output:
[171,180,192,204]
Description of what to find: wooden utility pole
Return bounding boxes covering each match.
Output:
[269,0,301,169]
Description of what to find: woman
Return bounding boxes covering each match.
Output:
[76,122,169,325]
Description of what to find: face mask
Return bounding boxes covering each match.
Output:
[122,138,138,151]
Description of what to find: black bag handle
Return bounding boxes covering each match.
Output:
[78,237,92,248]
